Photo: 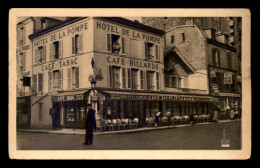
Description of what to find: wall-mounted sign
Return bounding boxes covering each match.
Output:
[40,57,78,72]
[224,72,233,84]
[52,94,84,102]
[107,55,160,70]
[210,70,216,78]
[110,94,215,102]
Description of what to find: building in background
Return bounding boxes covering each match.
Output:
[16,17,67,129]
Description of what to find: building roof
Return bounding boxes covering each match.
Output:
[29,17,165,40]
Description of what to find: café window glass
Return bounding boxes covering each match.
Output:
[140,70,144,89]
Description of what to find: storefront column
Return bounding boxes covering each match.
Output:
[162,101,167,116]
[120,100,124,119]
[139,101,144,126]
[60,102,64,127]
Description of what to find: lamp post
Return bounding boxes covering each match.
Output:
[90,77,97,92]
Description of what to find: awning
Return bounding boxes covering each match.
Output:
[211,92,241,98]
[102,90,217,102]
[51,90,91,102]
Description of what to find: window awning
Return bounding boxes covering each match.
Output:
[51,90,91,102]
[102,90,217,102]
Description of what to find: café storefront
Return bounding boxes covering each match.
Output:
[51,90,91,129]
[99,90,217,127]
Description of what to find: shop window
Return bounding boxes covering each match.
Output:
[38,73,43,92]
[35,46,46,64]
[147,71,155,90]
[122,68,126,88]
[32,74,37,93]
[38,103,43,122]
[212,49,220,67]
[72,34,83,54]
[145,42,154,60]
[171,35,174,44]
[131,69,139,90]
[109,66,121,88]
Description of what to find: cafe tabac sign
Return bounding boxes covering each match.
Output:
[40,57,79,72]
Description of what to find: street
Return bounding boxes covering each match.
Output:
[17,121,241,150]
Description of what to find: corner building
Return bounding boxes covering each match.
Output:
[29,17,216,130]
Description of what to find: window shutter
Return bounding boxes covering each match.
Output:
[43,45,46,62]
[121,37,125,54]
[78,34,83,53]
[59,40,63,58]
[59,70,63,90]
[143,71,147,90]
[127,68,131,88]
[32,74,37,93]
[122,68,126,88]
[109,65,112,87]
[35,48,38,64]
[38,74,43,92]
[48,71,52,91]
[145,42,148,59]
[72,36,75,54]
[67,68,71,89]
[75,67,79,88]
[217,51,220,67]
[106,33,112,52]
[155,45,159,61]
[156,72,160,90]
[49,43,53,61]
[140,70,144,89]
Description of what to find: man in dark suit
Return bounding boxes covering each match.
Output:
[83,104,96,145]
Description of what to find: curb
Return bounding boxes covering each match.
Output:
[17,119,241,136]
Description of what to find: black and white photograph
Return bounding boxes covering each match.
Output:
[9,8,251,160]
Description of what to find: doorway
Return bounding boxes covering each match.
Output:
[52,103,61,129]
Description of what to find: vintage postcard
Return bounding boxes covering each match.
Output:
[9,8,251,159]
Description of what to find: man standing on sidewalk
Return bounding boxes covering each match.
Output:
[82,104,96,145]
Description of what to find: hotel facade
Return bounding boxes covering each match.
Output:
[28,17,217,130]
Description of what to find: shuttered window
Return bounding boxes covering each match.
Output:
[127,68,131,88]
[32,74,37,93]
[48,72,52,92]
[144,42,148,59]
[53,71,59,89]
[75,67,79,88]
[38,73,43,92]
[122,68,126,88]
[58,70,63,90]
[72,34,83,54]
[67,68,71,89]
[140,70,144,89]
[155,45,159,61]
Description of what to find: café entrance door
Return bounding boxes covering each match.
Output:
[52,103,61,129]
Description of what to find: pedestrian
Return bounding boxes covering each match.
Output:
[190,112,195,125]
[155,111,161,128]
[82,104,96,145]
[213,110,219,123]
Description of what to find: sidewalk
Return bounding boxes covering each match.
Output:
[17,119,241,136]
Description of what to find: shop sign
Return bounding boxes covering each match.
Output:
[210,70,216,78]
[224,72,233,84]
[52,94,84,102]
[110,94,215,102]
[41,57,78,72]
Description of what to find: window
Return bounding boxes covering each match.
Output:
[67,68,72,89]
[72,67,79,88]
[48,72,52,92]
[127,68,131,89]
[122,68,126,88]
[41,20,46,29]
[186,19,194,25]
[50,40,63,60]
[147,71,155,90]
[38,73,43,92]
[53,70,63,90]
[145,42,154,60]
[107,33,123,55]
[38,103,43,122]
[132,69,139,90]
[213,49,220,67]
[109,66,121,88]
[19,52,26,71]
[165,75,182,89]
[181,33,185,42]
[17,27,25,46]
[171,35,174,44]
[32,74,37,93]
[140,70,144,89]
[156,72,160,90]
[35,46,46,64]
[54,41,59,59]
[72,34,83,54]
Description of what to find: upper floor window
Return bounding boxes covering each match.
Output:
[41,20,46,29]
[72,34,83,55]
[165,75,182,88]
[17,27,26,46]
[18,52,26,71]
[147,71,155,90]
[35,46,46,64]
[186,19,194,25]
[107,33,125,55]
[50,41,63,60]
[131,69,139,90]
[181,33,185,42]
[212,49,220,67]
[53,70,63,91]
[171,35,174,44]
[109,66,121,88]
[145,42,159,61]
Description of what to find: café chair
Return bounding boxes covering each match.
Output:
[183,115,190,124]
[132,118,139,128]
[194,115,199,123]
[112,119,117,131]
[161,116,168,126]
[173,116,180,125]
[116,119,124,130]
[106,119,113,131]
